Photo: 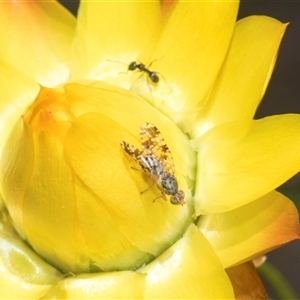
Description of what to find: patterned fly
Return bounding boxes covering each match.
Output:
[120,123,185,205]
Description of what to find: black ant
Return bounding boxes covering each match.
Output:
[128,61,159,83]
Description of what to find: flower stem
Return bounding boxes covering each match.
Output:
[258,261,299,300]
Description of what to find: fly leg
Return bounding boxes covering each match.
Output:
[152,192,167,203]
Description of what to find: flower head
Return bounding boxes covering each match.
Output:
[0,0,299,298]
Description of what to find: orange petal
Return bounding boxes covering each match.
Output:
[226,261,267,300]
[0,0,76,86]
[198,191,300,268]
[160,0,176,20]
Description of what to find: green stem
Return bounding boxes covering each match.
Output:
[258,261,298,300]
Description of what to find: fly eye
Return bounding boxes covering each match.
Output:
[170,191,185,206]
[170,196,180,205]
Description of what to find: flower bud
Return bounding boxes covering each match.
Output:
[0,82,195,273]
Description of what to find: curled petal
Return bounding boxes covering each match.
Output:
[0,0,76,86]
[195,114,300,213]
[0,233,62,299]
[141,224,234,299]
[195,16,287,137]
[198,191,300,268]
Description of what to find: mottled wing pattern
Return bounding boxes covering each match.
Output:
[139,123,175,175]
[120,141,144,167]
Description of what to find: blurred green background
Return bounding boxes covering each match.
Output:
[58,1,300,298]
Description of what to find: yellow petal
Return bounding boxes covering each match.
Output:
[72,176,150,272]
[194,16,287,137]
[0,0,76,86]
[0,119,34,238]
[21,116,147,274]
[141,224,234,299]
[0,233,62,299]
[144,0,239,128]
[40,271,145,299]
[22,131,90,273]
[195,114,300,213]
[0,61,39,156]
[226,261,267,300]
[71,1,162,83]
[198,191,300,268]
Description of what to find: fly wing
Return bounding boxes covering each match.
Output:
[120,141,144,167]
[139,123,175,175]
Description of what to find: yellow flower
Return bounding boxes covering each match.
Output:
[0,0,299,299]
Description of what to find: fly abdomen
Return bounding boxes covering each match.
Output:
[140,155,164,176]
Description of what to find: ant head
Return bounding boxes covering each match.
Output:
[128,61,137,71]
[149,72,159,83]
